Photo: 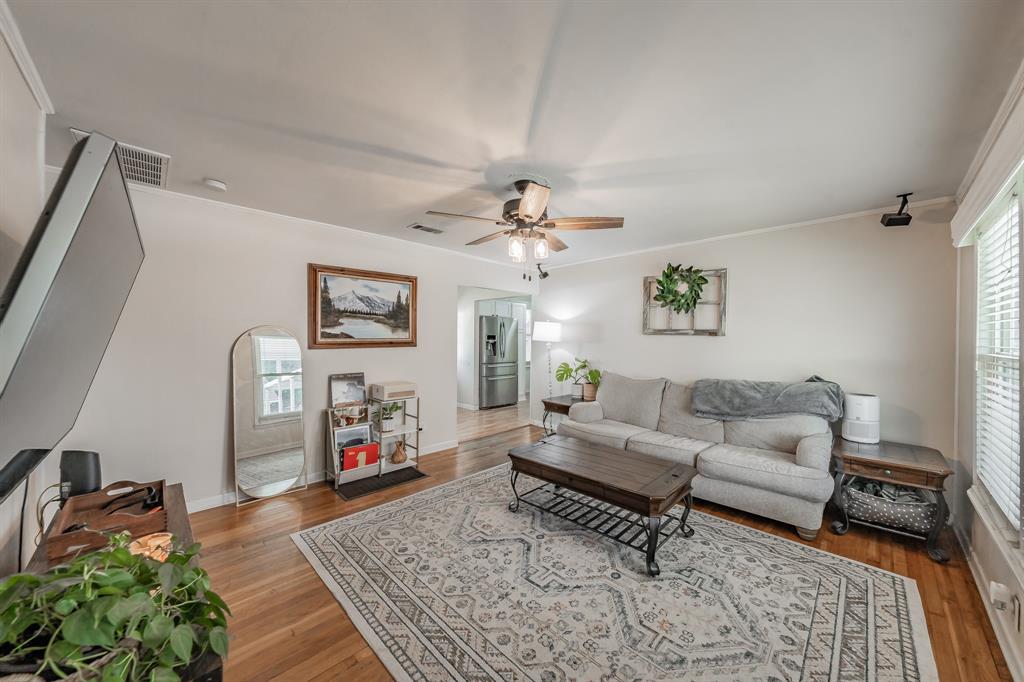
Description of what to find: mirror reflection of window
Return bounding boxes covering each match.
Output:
[252,335,303,424]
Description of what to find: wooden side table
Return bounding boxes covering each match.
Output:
[540,394,586,435]
[830,439,954,563]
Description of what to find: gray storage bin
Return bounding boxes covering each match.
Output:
[843,478,937,534]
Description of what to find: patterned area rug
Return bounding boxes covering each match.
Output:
[293,464,938,681]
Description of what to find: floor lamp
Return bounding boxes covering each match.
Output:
[532,321,562,398]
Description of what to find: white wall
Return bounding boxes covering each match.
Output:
[530,202,959,465]
[52,183,533,511]
[0,28,48,573]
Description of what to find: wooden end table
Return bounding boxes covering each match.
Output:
[540,394,585,435]
[508,435,697,576]
[830,439,954,563]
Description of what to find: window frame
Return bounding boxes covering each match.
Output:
[251,336,303,426]
[974,177,1024,532]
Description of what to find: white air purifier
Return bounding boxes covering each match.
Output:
[842,393,880,444]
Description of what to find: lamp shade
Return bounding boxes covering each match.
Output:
[532,321,562,343]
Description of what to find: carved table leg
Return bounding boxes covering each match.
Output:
[508,469,521,512]
[679,491,695,538]
[542,409,556,436]
[926,490,950,563]
[830,463,850,535]
[645,516,662,577]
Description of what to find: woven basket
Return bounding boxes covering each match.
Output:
[843,481,937,534]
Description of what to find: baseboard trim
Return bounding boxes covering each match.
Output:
[423,439,459,455]
[964,542,1024,680]
[456,403,478,411]
[186,471,326,513]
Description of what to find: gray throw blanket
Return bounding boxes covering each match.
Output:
[691,376,844,421]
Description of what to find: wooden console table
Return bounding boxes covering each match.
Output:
[540,394,585,435]
[27,483,223,681]
[830,439,953,563]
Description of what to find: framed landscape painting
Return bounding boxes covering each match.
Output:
[307,264,417,348]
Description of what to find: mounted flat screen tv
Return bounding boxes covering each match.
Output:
[0,132,144,505]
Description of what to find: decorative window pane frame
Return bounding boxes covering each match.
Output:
[642,268,727,336]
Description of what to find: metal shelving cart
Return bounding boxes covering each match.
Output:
[370,396,421,476]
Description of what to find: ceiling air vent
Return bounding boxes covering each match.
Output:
[408,223,444,235]
[70,128,170,188]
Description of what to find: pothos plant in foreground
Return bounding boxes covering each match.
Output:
[0,532,228,681]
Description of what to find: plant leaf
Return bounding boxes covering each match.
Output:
[55,596,78,615]
[208,625,229,657]
[108,592,155,627]
[101,651,133,682]
[143,613,174,649]
[169,624,194,662]
[63,608,116,647]
[158,563,184,594]
[150,667,180,682]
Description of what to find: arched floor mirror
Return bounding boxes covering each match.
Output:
[231,326,307,505]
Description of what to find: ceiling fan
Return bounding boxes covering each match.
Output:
[426,179,624,263]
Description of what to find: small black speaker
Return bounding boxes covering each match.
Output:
[59,450,101,504]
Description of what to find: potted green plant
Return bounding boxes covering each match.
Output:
[0,532,228,682]
[555,359,602,401]
[380,402,402,432]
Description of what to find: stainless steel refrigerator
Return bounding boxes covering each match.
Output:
[479,315,519,409]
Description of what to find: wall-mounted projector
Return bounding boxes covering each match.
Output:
[880,192,913,227]
[842,393,880,444]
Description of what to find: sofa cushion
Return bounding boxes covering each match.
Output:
[723,414,829,454]
[557,419,651,450]
[626,431,715,467]
[697,443,833,503]
[596,372,667,430]
[658,382,724,443]
[567,401,603,423]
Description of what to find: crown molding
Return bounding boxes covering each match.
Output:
[0,0,53,114]
[546,196,956,271]
[956,56,1024,203]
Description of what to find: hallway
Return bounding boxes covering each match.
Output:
[456,400,531,442]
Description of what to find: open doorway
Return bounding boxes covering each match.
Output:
[456,286,533,442]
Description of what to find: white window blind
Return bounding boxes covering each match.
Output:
[976,187,1022,530]
[252,335,303,423]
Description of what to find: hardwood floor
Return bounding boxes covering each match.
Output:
[190,426,1009,681]
[456,399,531,442]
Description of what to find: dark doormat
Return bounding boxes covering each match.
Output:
[334,467,428,500]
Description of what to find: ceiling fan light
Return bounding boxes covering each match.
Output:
[534,235,550,260]
[508,234,525,262]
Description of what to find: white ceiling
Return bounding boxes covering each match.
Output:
[10,0,1024,264]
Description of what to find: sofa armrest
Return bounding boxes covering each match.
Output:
[568,401,604,423]
[795,432,833,471]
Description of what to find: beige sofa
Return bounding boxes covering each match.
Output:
[558,372,835,539]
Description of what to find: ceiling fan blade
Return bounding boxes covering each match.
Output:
[427,210,506,225]
[542,231,569,252]
[541,216,624,230]
[466,229,510,246]
[518,182,550,222]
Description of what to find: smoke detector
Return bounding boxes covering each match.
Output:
[69,128,170,188]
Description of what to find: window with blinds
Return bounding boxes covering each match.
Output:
[976,187,1022,530]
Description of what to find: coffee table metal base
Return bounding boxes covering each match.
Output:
[508,470,694,576]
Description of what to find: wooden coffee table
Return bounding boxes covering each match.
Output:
[507,435,697,576]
